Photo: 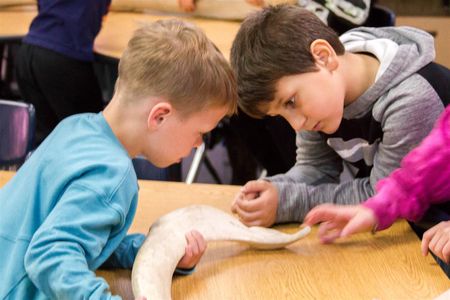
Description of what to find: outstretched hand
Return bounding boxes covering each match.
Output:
[304,204,378,243]
[177,230,207,269]
[422,221,450,264]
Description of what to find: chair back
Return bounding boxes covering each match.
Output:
[365,4,396,27]
[0,99,35,169]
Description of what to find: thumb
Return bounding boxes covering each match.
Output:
[231,193,242,213]
[231,200,237,213]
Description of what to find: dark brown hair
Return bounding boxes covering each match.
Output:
[230,4,345,118]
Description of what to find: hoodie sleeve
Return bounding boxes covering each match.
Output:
[101,233,145,269]
[363,106,450,230]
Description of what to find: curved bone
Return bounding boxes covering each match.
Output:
[131,204,310,299]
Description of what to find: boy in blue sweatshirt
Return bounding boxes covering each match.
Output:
[0,19,237,299]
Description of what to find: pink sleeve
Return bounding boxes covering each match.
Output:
[363,106,450,230]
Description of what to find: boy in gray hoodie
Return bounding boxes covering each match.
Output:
[230,4,449,227]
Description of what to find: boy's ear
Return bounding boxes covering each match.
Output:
[147,102,173,130]
[310,39,339,71]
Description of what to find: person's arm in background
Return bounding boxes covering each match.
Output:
[304,106,450,251]
[178,0,265,12]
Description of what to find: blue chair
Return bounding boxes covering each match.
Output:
[132,156,181,181]
[0,99,35,170]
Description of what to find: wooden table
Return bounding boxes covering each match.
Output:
[96,12,240,60]
[0,10,35,41]
[0,171,448,299]
[0,9,240,59]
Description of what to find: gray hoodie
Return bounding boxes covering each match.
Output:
[268,26,447,223]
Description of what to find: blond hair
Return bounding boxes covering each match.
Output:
[117,19,237,116]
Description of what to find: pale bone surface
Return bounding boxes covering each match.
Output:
[132,204,310,299]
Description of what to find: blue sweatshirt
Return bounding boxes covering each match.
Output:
[23,0,111,61]
[0,113,143,299]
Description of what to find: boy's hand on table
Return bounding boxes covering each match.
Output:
[231,180,278,227]
[304,204,377,243]
[177,230,207,269]
[422,221,450,264]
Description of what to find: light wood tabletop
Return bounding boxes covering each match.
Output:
[95,12,240,60]
[0,170,448,299]
[0,9,240,59]
[0,10,36,39]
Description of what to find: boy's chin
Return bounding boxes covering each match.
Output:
[322,120,341,134]
[322,127,337,134]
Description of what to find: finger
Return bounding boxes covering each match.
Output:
[236,195,265,212]
[186,231,200,255]
[321,229,342,244]
[340,212,374,237]
[242,180,267,194]
[428,229,445,257]
[421,227,438,256]
[243,218,267,227]
[304,204,342,225]
[442,241,450,264]
[431,232,449,262]
[231,202,237,214]
[184,243,192,259]
[234,204,262,225]
[318,221,342,243]
[242,191,259,201]
[317,221,342,242]
[231,193,241,213]
[191,230,206,254]
[231,197,240,214]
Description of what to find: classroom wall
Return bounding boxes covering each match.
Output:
[377,0,449,67]
[396,17,450,68]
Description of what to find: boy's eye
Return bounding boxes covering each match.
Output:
[284,96,296,108]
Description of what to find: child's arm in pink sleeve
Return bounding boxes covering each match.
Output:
[363,106,450,230]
